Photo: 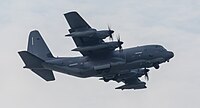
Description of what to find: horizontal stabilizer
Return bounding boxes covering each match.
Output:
[31,69,55,81]
[18,51,44,69]
[18,51,55,81]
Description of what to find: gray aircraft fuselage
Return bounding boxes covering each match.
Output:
[42,45,174,78]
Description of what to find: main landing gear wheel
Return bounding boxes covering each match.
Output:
[154,64,160,69]
[103,78,109,82]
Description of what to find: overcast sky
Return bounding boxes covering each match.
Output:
[1,0,200,108]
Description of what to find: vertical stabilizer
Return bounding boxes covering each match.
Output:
[28,30,54,60]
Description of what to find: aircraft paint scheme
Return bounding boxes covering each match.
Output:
[18,11,174,90]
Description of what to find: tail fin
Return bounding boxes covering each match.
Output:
[18,51,55,81]
[27,30,54,60]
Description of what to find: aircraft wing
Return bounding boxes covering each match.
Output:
[64,11,91,32]
[64,11,106,56]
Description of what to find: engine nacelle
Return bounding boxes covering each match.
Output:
[72,41,123,52]
[66,30,114,39]
[95,30,114,39]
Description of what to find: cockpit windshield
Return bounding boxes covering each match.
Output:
[154,45,167,52]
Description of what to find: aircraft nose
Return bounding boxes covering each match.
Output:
[167,51,174,60]
[110,30,114,33]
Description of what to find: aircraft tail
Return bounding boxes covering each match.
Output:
[18,30,55,81]
[27,30,54,60]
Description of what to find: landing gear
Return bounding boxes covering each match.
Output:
[144,68,150,72]
[154,64,160,69]
[103,78,109,82]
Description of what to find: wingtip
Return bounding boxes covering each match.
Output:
[65,34,72,37]
[30,30,39,33]
[18,51,26,55]
[64,11,78,15]
[45,78,56,82]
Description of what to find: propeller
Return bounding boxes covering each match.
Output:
[117,34,123,51]
[144,69,150,81]
[108,25,114,41]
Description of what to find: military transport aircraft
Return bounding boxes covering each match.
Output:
[18,11,174,90]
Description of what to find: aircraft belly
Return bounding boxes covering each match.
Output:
[59,67,95,78]
[43,63,95,78]
[43,57,166,78]
[93,61,128,76]
[126,60,147,68]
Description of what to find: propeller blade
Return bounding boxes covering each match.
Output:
[108,25,111,31]
[117,34,123,51]
[144,69,150,81]
[144,72,149,81]
[108,25,114,41]
[109,34,113,41]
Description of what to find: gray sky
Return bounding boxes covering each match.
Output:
[1,0,200,108]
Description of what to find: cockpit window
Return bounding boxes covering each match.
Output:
[157,46,167,52]
[153,45,167,52]
[155,45,162,48]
